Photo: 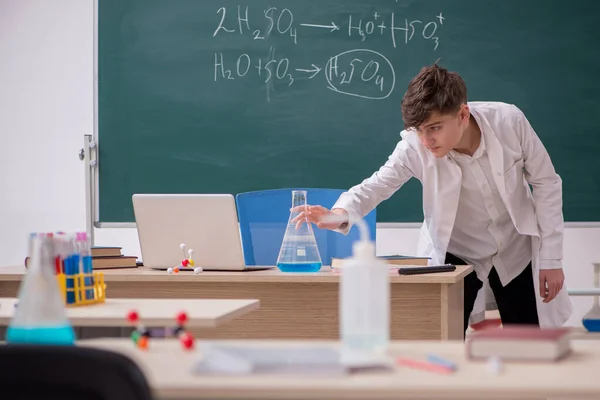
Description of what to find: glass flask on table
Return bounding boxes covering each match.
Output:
[6,233,76,345]
[276,190,323,273]
[582,263,600,332]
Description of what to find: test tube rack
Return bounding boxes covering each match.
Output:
[56,271,107,307]
[25,255,107,307]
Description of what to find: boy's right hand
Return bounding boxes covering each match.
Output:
[290,205,349,230]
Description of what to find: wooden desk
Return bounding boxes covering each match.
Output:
[81,338,600,400]
[0,297,259,328]
[0,265,472,340]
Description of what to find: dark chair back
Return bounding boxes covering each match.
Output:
[0,344,153,400]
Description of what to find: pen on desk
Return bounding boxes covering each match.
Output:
[396,357,454,375]
[426,354,457,370]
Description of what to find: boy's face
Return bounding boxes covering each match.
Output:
[414,104,470,158]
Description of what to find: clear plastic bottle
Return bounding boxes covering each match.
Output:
[6,233,76,345]
[582,263,600,332]
[276,190,322,273]
[339,236,390,366]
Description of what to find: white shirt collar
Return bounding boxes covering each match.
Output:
[450,111,486,160]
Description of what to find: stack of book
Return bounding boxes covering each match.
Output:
[467,325,572,362]
[91,246,138,269]
[330,255,430,272]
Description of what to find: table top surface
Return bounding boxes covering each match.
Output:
[0,265,473,284]
[0,297,259,328]
[80,336,600,399]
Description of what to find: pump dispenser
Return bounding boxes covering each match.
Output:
[323,213,390,366]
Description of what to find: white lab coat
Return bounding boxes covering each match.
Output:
[333,101,573,328]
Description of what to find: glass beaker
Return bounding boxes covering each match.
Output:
[582,263,600,332]
[276,190,323,273]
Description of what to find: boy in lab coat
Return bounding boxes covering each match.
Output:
[294,63,572,333]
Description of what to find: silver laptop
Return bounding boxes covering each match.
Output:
[132,194,272,271]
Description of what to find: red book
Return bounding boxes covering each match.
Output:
[466,325,572,362]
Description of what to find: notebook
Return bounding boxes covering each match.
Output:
[331,255,430,268]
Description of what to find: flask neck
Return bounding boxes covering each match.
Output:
[291,191,307,208]
[30,235,56,275]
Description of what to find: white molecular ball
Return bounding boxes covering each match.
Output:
[167,267,174,275]
[180,243,186,250]
[194,267,203,274]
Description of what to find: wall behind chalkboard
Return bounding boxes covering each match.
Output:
[97,0,600,223]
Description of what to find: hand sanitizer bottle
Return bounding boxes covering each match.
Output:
[338,220,390,366]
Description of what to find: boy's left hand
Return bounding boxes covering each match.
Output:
[539,269,564,303]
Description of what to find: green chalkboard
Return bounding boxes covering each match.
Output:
[97,0,600,223]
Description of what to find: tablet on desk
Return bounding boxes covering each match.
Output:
[397,265,456,275]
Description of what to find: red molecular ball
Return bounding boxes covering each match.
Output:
[176,312,188,324]
[181,259,189,267]
[180,332,194,349]
[127,310,139,323]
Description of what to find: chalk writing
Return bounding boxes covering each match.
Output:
[213,6,298,44]
[300,21,340,32]
[325,49,395,100]
[213,6,445,99]
[215,48,394,100]
[214,50,295,86]
[348,12,442,50]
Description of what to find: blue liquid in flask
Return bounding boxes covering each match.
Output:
[582,318,600,332]
[582,298,600,332]
[582,264,600,333]
[6,324,75,345]
[277,261,322,273]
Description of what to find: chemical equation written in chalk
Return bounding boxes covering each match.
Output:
[212,5,445,100]
[213,6,444,49]
[215,49,394,100]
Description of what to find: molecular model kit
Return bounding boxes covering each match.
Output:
[167,243,203,274]
[126,310,195,350]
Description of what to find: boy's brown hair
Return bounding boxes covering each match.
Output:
[400,63,468,130]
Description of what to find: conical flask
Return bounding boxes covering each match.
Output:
[582,263,600,332]
[6,234,76,345]
[276,190,322,273]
